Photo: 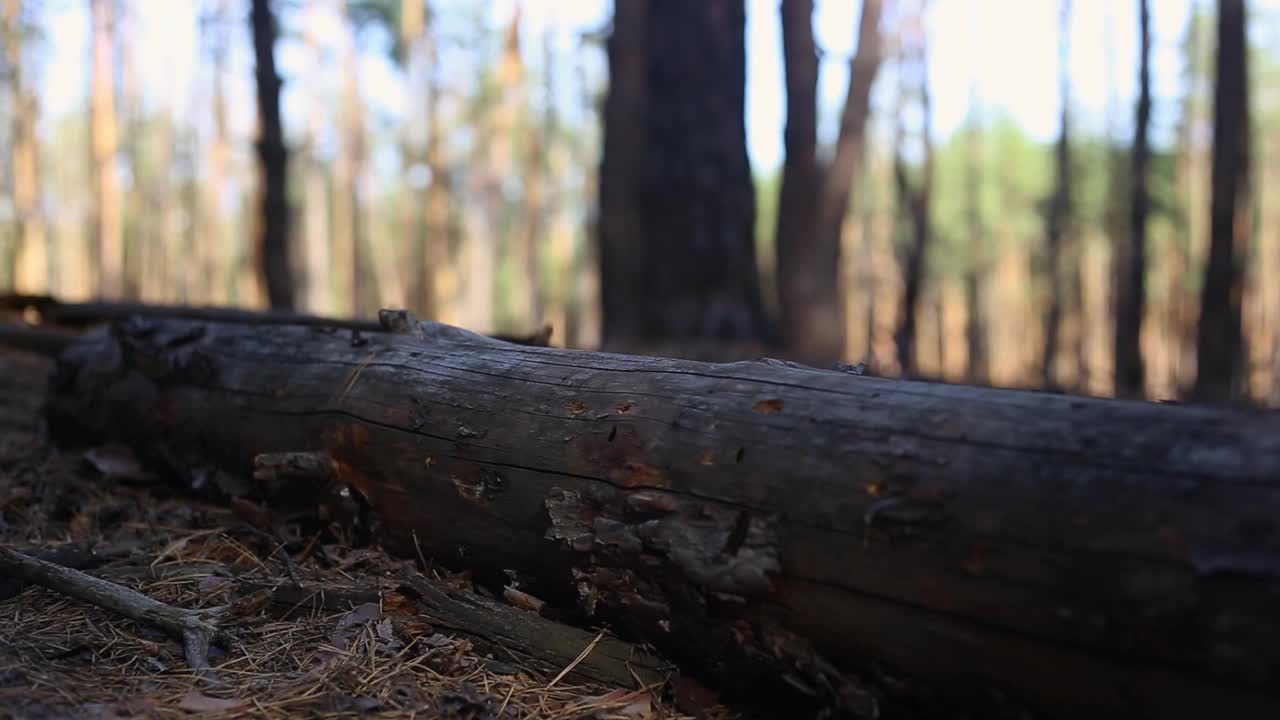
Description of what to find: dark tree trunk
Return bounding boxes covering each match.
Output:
[774,0,883,365]
[1194,0,1250,404]
[893,7,932,378]
[250,0,294,310]
[1042,0,1073,391]
[44,313,1280,720]
[774,0,822,358]
[894,155,930,377]
[1115,0,1151,399]
[964,113,988,385]
[599,0,770,355]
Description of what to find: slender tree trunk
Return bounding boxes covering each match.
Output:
[774,0,821,357]
[893,2,933,377]
[963,110,988,384]
[200,0,231,304]
[775,0,883,365]
[518,29,552,330]
[300,7,331,314]
[400,0,430,318]
[250,0,294,309]
[119,7,143,299]
[499,3,543,330]
[144,113,177,302]
[422,21,455,326]
[1042,0,1073,390]
[1194,0,1250,403]
[90,0,122,298]
[4,0,47,294]
[1115,0,1151,399]
[600,0,770,356]
[331,4,360,316]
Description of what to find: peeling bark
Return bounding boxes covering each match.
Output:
[43,314,1280,719]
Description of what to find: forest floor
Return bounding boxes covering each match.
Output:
[0,347,713,720]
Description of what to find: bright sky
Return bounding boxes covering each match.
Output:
[32,0,1246,174]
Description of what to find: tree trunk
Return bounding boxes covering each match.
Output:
[1115,0,1151,399]
[399,0,431,319]
[90,0,122,298]
[44,313,1280,720]
[1193,0,1250,404]
[250,0,294,310]
[200,0,232,305]
[599,0,771,354]
[598,0,648,346]
[422,16,454,325]
[892,4,933,377]
[333,4,371,317]
[774,0,821,358]
[1042,0,1073,391]
[4,0,47,295]
[518,27,551,332]
[963,111,988,385]
[775,0,883,366]
[301,5,331,315]
[120,7,143,299]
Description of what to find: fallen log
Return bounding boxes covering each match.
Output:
[0,293,554,347]
[39,312,1280,719]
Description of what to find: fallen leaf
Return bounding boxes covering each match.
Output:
[567,401,587,414]
[176,692,248,713]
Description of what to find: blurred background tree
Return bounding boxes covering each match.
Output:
[0,0,1276,406]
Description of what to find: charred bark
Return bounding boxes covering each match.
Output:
[42,313,1280,720]
[599,0,771,354]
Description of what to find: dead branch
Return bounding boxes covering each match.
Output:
[0,544,229,675]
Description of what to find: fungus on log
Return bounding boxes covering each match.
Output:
[42,312,1280,719]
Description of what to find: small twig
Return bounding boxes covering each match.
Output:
[545,631,605,690]
[0,545,230,677]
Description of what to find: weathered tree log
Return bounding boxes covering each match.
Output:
[42,314,1280,719]
[0,294,554,347]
